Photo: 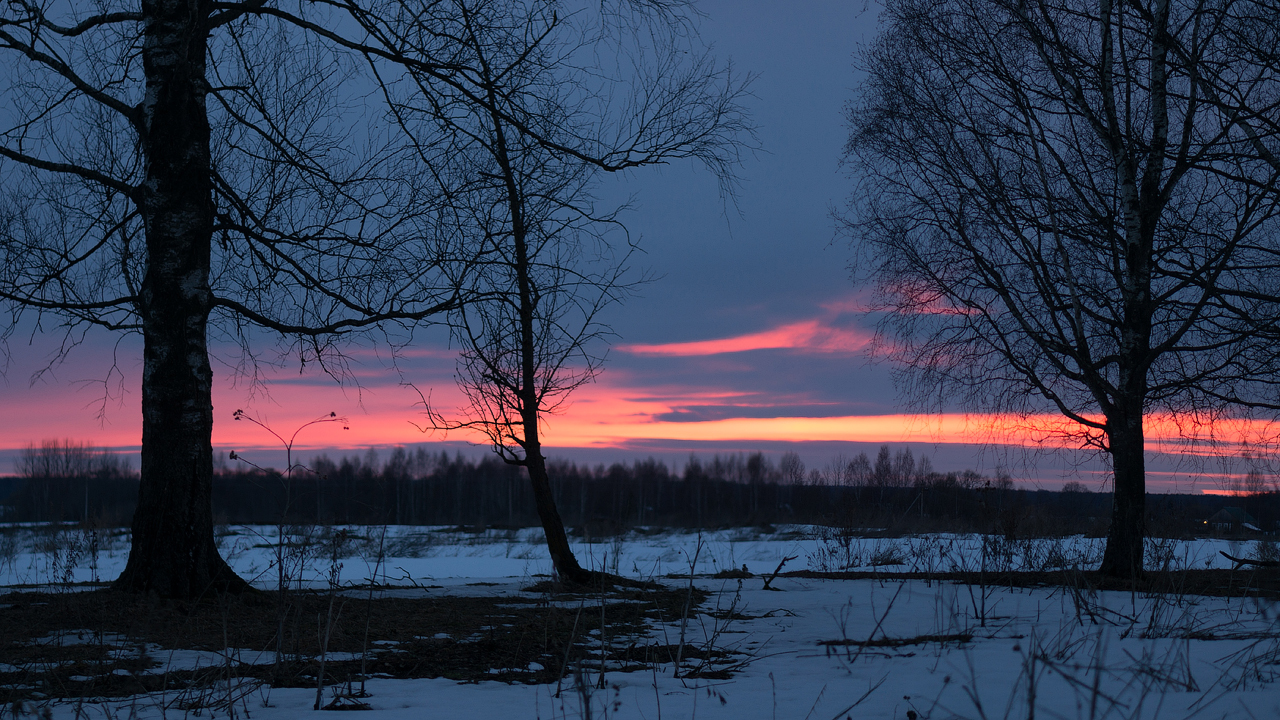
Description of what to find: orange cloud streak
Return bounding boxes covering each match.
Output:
[617,319,871,357]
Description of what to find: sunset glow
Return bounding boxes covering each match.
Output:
[2,341,1276,479]
[538,395,1280,457]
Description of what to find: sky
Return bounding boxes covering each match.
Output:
[0,0,1266,492]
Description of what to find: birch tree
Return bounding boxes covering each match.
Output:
[392,0,752,584]
[843,0,1280,578]
[0,1,464,596]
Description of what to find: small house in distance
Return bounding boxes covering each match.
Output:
[1204,507,1260,534]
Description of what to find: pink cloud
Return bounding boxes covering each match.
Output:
[617,319,871,357]
[818,292,874,314]
[821,289,978,317]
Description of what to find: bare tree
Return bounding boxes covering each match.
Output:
[16,439,131,479]
[871,445,893,486]
[0,1,471,596]
[1244,467,1268,497]
[398,0,752,584]
[842,0,1280,578]
[780,452,806,485]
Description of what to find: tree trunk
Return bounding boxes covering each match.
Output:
[526,447,591,585]
[115,0,245,597]
[484,91,592,586]
[1099,410,1146,579]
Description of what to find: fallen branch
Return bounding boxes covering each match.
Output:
[762,555,797,591]
[1220,551,1280,570]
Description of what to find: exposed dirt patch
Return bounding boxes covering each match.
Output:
[0,583,714,704]
[818,632,974,648]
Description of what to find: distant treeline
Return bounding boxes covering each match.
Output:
[0,439,138,524]
[2,441,1276,537]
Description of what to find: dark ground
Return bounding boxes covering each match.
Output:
[4,566,1280,706]
[0,580,719,707]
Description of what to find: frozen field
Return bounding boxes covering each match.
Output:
[4,524,1280,719]
[1,523,1267,588]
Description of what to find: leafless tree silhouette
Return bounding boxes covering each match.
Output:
[842,0,1280,578]
[0,0,481,596]
[394,0,753,584]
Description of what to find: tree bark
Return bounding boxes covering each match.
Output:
[482,83,593,586]
[1099,409,1146,578]
[114,0,246,597]
[526,445,591,585]
[514,224,589,584]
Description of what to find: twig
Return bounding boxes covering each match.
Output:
[555,601,585,699]
[801,684,827,720]
[357,525,388,697]
[314,600,345,710]
[827,673,888,720]
[761,555,797,591]
[675,535,704,677]
[845,583,905,667]
[598,556,608,690]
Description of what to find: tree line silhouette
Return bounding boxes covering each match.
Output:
[3,440,1271,538]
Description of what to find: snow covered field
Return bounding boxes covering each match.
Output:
[2,524,1266,588]
[4,524,1280,719]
